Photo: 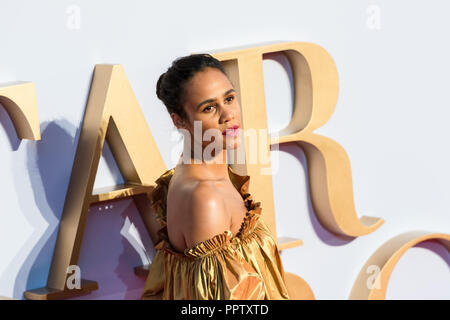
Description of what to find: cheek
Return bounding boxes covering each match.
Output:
[191,119,220,144]
[204,123,223,144]
[236,105,242,119]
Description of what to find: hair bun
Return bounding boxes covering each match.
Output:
[155,54,227,120]
[156,72,166,100]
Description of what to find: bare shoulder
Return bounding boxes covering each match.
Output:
[182,180,231,249]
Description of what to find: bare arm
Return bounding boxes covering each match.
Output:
[183,181,231,249]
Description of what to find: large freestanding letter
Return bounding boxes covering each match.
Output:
[208,42,384,238]
[0,82,40,141]
[24,65,166,299]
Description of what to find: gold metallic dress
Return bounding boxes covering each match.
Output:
[141,166,290,300]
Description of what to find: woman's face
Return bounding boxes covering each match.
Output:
[173,67,242,159]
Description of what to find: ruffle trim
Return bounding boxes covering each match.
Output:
[149,166,263,259]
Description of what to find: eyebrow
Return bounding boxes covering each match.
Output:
[196,88,236,110]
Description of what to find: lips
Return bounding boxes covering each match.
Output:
[222,125,240,136]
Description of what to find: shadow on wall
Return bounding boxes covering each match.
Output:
[277,142,356,246]
[263,52,355,245]
[0,105,21,151]
[70,199,155,300]
[414,239,450,266]
[0,119,155,299]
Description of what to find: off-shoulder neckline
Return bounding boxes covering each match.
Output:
[149,165,262,258]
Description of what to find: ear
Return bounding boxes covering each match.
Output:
[171,112,186,130]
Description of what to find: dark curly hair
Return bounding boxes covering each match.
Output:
[156,53,228,121]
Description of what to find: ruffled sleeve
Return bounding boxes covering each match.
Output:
[142,228,267,299]
[141,167,267,300]
[162,230,266,299]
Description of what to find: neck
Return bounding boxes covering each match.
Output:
[177,146,229,180]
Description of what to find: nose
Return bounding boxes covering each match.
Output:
[220,105,235,123]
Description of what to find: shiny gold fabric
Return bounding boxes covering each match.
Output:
[141,166,290,300]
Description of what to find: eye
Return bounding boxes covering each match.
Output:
[203,105,215,112]
[225,95,234,103]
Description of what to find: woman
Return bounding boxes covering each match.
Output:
[141,54,290,300]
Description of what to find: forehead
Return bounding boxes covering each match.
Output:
[184,67,233,102]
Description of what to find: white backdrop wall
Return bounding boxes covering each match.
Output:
[0,0,449,300]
